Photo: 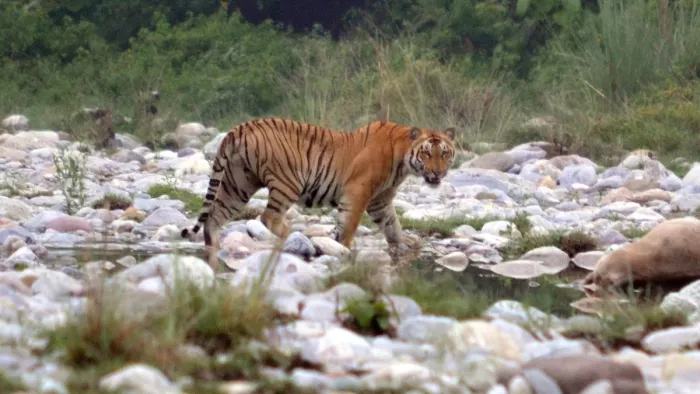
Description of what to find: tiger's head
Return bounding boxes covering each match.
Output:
[407,126,456,187]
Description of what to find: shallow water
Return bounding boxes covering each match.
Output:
[408,258,587,318]
[42,243,588,317]
[42,242,206,268]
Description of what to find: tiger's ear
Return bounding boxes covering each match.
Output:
[410,127,421,140]
[443,127,456,141]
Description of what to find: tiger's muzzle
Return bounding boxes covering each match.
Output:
[423,170,446,187]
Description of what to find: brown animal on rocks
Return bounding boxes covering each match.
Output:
[584,217,700,289]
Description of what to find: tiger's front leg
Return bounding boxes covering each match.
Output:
[366,194,421,250]
[333,185,373,249]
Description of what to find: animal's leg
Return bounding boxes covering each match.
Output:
[260,187,294,243]
[336,186,373,249]
[366,195,403,246]
[202,165,262,270]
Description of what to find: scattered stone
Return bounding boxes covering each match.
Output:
[99,363,181,394]
[2,114,30,132]
[519,246,570,274]
[469,152,516,172]
[283,231,316,259]
[0,134,695,393]
[572,251,604,270]
[435,251,469,272]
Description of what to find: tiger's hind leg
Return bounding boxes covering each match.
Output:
[259,186,295,245]
[201,162,262,269]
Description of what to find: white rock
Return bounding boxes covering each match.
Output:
[356,249,392,264]
[682,163,700,186]
[151,224,181,242]
[507,376,534,394]
[448,320,523,361]
[481,220,517,236]
[232,250,323,294]
[641,326,700,354]
[300,298,338,322]
[99,364,181,394]
[397,315,457,345]
[435,251,470,272]
[0,131,60,151]
[519,246,570,274]
[572,251,604,270]
[490,260,547,279]
[301,326,373,365]
[0,196,32,221]
[580,380,614,394]
[203,132,227,160]
[310,237,351,259]
[2,246,40,269]
[175,122,206,137]
[1,114,29,132]
[141,207,189,228]
[626,207,665,222]
[246,219,275,241]
[113,254,215,290]
[25,268,84,299]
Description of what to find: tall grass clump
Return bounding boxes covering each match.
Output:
[42,252,308,392]
[549,0,700,102]
[277,32,524,149]
[517,0,700,163]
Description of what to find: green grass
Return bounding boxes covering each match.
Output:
[398,213,531,239]
[618,226,650,240]
[146,184,263,219]
[147,184,205,214]
[0,372,25,394]
[342,296,395,337]
[42,267,310,393]
[328,257,580,322]
[563,303,689,352]
[502,229,599,259]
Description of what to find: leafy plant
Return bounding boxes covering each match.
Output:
[341,296,394,336]
[52,145,88,215]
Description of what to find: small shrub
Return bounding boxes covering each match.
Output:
[341,296,394,337]
[52,146,88,215]
[511,213,533,235]
[92,193,133,210]
[618,227,649,240]
[502,230,598,259]
[61,108,116,148]
[560,231,599,256]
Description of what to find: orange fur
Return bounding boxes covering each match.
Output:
[181,118,456,268]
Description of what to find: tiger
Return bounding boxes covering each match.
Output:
[180,118,457,267]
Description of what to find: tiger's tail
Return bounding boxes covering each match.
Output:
[180,133,231,241]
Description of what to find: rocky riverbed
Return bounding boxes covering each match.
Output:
[2,118,700,393]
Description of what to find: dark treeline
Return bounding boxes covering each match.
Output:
[6,0,602,78]
[3,0,700,163]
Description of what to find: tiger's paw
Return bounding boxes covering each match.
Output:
[389,234,422,253]
[401,233,423,249]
